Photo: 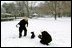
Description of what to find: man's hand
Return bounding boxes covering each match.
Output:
[16,24,20,28]
[16,25,18,28]
[38,34,42,39]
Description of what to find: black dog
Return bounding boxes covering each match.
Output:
[38,31,52,45]
[31,32,35,39]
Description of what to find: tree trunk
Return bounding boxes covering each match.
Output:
[55,1,57,20]
[25,1,29,17]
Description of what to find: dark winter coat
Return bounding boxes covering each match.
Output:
[18,19,28,28]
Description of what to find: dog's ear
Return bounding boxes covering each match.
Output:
[31,32,33,33]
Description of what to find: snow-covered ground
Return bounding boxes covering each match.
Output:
[1,17,71,47]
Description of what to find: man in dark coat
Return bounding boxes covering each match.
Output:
[16,18,28,38]
[38,31,52,45]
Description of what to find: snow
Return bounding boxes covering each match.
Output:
[1,17,71,47]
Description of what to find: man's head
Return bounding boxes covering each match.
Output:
[41,31,49,36]
[23,16,28,21]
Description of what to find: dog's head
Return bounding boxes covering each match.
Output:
[31,32,34,34]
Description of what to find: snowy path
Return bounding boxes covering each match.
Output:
[1,17,71,47]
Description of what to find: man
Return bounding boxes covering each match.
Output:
[38,31,52,45]
[16,17,28,38]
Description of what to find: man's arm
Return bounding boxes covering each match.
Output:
[26,20,28,27]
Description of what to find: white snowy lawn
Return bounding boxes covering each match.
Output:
[1,17,71,47]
